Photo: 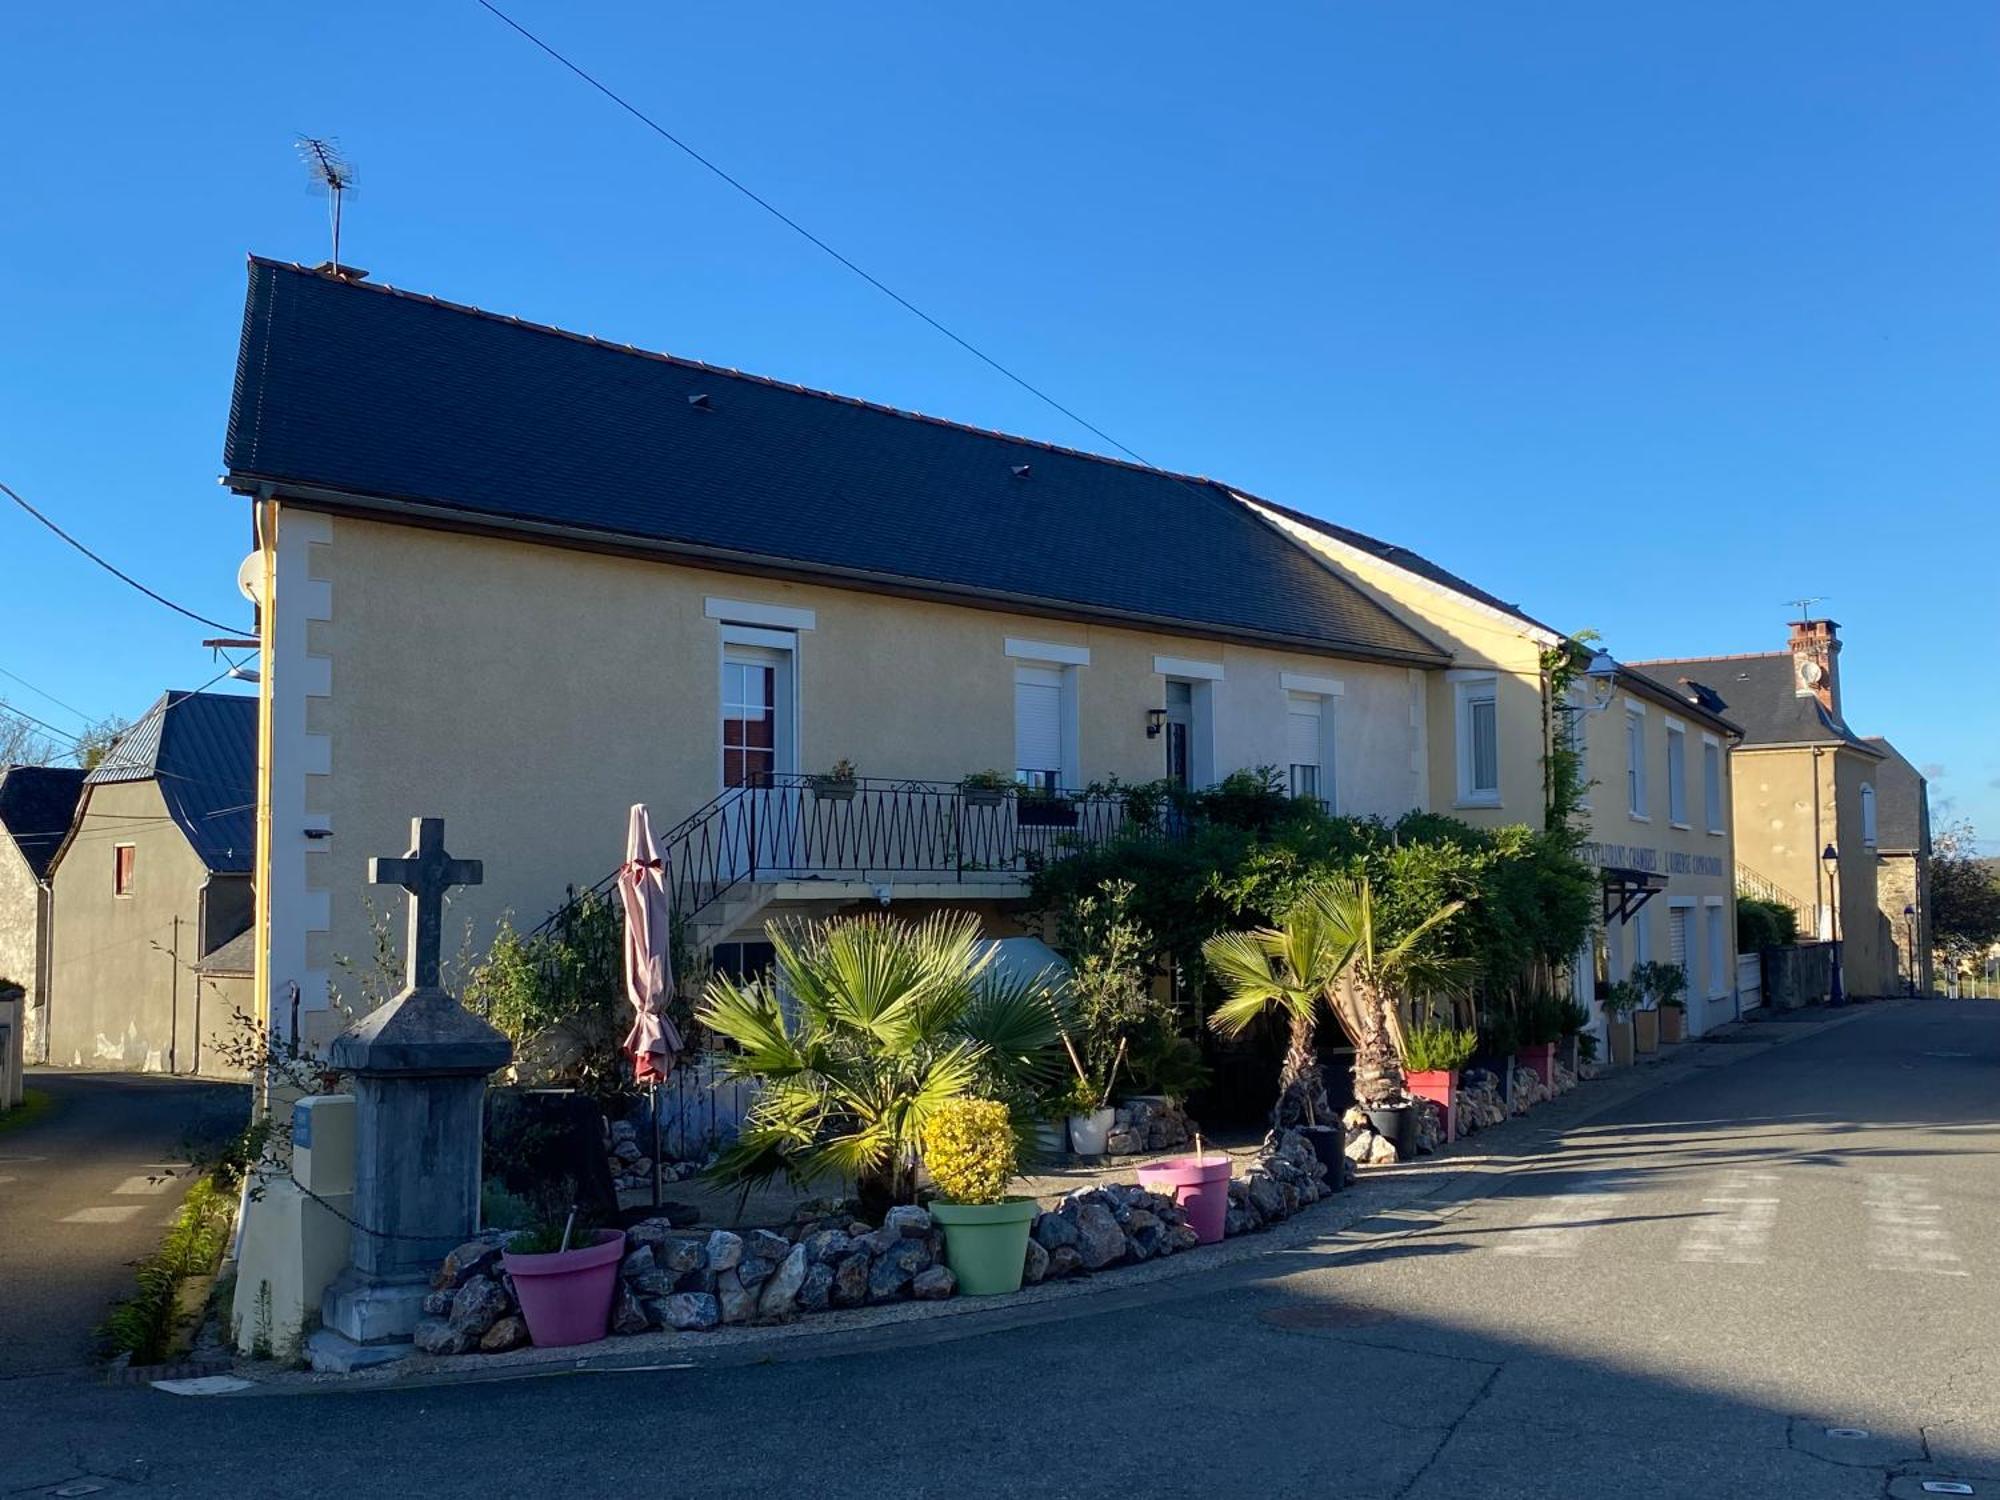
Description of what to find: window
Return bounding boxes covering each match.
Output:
[1668,904,1691,985]
[1631,910,1653,970]
[1453,676,1500,806]
[1860,783,1877,848]
[1014,665,1064,791]
[1705,902,1727,998]
[721,654,779,788]
[1625,703,1649,819]
[1287,691,1326,805]
[113,843,135,897]
[1564,685,1590,809]
[1703,735,1724,834]
[1665,720,1688,826]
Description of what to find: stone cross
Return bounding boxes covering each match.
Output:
[369,816,482,992]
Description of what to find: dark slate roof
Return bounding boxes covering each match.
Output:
[1239,492,1565,639]
[1614,664,1741,737]
[85,691,257,873]
[1627,654,1879,753]
[1863,737,1929,854]
[222,259,1446,666]
[195,926,256,976]
[0,765,86,881]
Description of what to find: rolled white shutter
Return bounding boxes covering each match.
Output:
[1669,907,1689,972]
[1014,666,1063,779]
[1287,696,1321,771]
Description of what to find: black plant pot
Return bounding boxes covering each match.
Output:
[1361,1103,1416,1162]
[1299,1124,1346,1193]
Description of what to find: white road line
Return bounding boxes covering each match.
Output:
[1865,1174,1968,1277]
[112,1174,175,1196]
[1495,1192,1628,1258]
[59,1205,146,1225]
[1678,1171,1781,1264]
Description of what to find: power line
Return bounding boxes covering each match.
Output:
[0,479,250,636]
[0,664,93,724]
[473,0,1158,471]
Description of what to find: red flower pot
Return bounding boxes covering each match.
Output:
[502,1229,625,1348]
[1405,1069,1457,1143]
[1515,1043,1556,1090]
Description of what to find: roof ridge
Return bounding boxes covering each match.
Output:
[1628,652,1788,666]
[244,256,1229,494]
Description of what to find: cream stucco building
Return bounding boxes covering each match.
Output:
[222,260,1472,1051]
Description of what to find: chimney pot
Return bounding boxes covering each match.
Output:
[1787,617,1843,723]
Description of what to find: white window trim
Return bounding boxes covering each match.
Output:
[1280,672,1344,697]
[1154,655,1223,681]
[1452,673,1501,808]
[1159,675,1217,789]
[1665,717,1690,830]
[1701,732,1726,835]
[718,632,798,790]
[1566,684,1591,812]
[1005,637,1089,667]
[719,622,797,652]
[1703,896,1729,998]
[1013,658,1083,787]
[1625,699,1650,823]
[1284,687,1339,813]
[705,597,816,632]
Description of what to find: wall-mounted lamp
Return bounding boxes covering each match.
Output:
[1145,707,1167,739]
[1583,649,1619,711]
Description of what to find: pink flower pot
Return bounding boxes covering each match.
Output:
[1406,1068,1457,1142]
[502,1229,625,1348]
[1136,1155,1233,1244]
[1515,1043,1556,1089]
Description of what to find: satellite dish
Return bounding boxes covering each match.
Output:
[237,552,263,607]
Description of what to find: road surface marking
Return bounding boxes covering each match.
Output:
[59,1205,145,1224]
[1678,1171,1781,1264]
[1495,1192,1627,1258]
[112,1173,175,1195]
[1864,1173,1968,1277]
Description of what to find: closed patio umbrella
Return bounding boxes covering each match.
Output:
[618,804,684,1205]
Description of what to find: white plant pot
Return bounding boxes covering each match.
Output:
[1067,1108,1116,1158]
[1033,1119,1069,1158]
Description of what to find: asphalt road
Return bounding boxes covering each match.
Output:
[0,1071,248,1379]
[4,1002,1995,1499]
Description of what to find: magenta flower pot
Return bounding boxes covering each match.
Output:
[502,1229,625,1348]
[1137,1155,1233,1244]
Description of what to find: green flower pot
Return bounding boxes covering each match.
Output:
[929,1198,1038,1296]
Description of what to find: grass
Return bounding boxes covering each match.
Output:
[97,1175,238,1366]
[0,1088,54,1135]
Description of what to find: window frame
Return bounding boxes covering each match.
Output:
[1451,673,1502,808]
[1665,717,1689,829]
[1860,783,1878,849]
[1624,699,1650,822]
[113,842,136,899]
[1284,688,1336,810]
[1702,732,1725,835]
[1704,896,1729,999]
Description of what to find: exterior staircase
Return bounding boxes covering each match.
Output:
[1735,862,1814,930]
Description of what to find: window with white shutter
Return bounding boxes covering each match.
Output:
[1703,737,1724,833]
[1669,906,1690,984]
[1014,665,1064,791]
[1287,692,1324,804]
[1706,904,1727,997]
[1626,704,1649,818]
[1666,721,1688,826]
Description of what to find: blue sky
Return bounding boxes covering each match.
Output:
[3,4,1995,845]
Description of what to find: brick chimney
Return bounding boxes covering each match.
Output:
[1788,617,1843,722]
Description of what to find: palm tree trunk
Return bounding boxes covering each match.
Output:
[1274,1010,1330,1129]
[1352,980,1407,1106]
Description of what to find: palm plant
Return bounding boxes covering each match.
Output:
[1204,876,1472,1120]
[697,911,1066,1219]
[1201,890,1350,1128]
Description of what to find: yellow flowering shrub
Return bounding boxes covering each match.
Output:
[922,1097,1018,1205]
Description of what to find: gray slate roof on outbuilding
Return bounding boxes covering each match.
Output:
[1628,654,1877,753]
[1862,737,1929,854]
[86,691,257,874]
[0,765,86,881]
[223,259,1446,667]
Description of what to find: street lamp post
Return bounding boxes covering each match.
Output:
[1902,904,1917,995]
[1822,843,1844,1005]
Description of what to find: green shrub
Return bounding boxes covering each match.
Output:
[98,1176,235,1365]
[1402,1021,1478,1073]
[922,1097,1018,1205]
[1737,897,1798,952]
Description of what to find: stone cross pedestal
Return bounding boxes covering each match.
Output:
[316,817,511,1361]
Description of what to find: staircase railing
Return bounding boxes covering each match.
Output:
[1735,862,1813,927]
[532,777,1168,941]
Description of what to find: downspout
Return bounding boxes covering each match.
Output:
[35,879,52,1065]
[1810,745,1825,936]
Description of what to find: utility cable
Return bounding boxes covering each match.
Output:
[0,479,251,636]
[473,0,1158,472]
[0,663,93,723]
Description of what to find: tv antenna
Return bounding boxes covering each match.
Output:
[296,137,358,270]
[1786,595,1828,623]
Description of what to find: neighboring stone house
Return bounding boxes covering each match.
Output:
[43,691,256,1075]
[1245,500,1743,1036]
[222,259,1469,1052]
[1864,737,1932,994]
[0,764,86,1063]
[1634,620,1893,997]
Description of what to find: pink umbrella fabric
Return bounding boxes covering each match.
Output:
[618,803,684,1083]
